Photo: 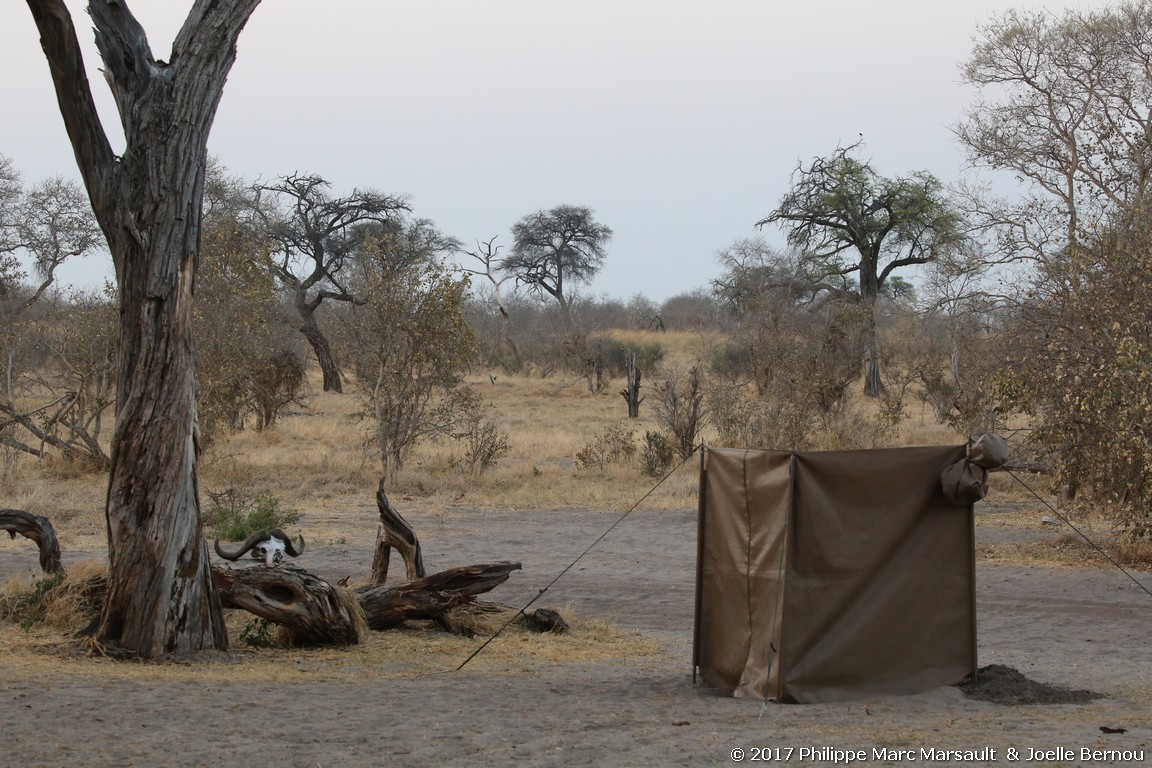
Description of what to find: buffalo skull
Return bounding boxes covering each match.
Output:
[214,528,306,567]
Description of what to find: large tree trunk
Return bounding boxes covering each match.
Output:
[298,308,343,393]
[100,234,226,655]
[863,342,885,396]
[860,290,885,397]
[27,0,262,657]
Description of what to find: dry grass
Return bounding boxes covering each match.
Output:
[0,337,1078,568]
[0,583,662,684]
[7,336,1141,592]
[0,331,973,522]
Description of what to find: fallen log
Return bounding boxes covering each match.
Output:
[0,509,64,574]
[211,560,522,644]
[212,563,361,646]
[9,480,529,649]
[355,561,522,630]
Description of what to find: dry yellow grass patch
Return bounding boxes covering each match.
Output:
[0,595,662,685]
[1,330,978,526]
[973,503,1152,570]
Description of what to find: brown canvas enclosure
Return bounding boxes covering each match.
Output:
[693,445,977,704]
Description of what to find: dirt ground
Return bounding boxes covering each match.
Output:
[1,502,1150,767]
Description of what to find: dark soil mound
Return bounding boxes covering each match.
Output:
[959,664,1105,705]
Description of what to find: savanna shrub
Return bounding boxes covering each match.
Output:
[594,338,665,377]
[709,384,817,451]
[639,430,677,477]
[451,412,512,476]
[652,366,707,458]
[575,423,637,471]
[203,488,300,541]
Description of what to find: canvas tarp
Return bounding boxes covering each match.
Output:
[693,445,977,704]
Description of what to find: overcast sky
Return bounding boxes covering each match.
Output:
[0,0,1118,302]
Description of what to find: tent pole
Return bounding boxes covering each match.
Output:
[692,444,708,685]
[967,495,979,684]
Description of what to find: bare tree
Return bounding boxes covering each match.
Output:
[26,0,262,657]
[463,236,521,371]
[0,155,22,281]
[13,175,105,310]
[2,289,117,470]
[957,2,1152,537]
[503,205,612,331]
[956,2,1152,264]
[254,174,409,393]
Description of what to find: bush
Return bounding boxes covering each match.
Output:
[451,413,512,476]
[639,431,677,477]
[710,384,817,451]
[575,423,637,471]
[652,366,707,459]
[710,342,755,380]
[203,488,300,541]
[595,338,665,377]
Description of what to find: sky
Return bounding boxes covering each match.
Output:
[0,0,1119,303]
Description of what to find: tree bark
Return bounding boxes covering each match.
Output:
[861,296,885,397]
[27,0,262,657]
[298,309,343,393]
[495,305,522,372]
[0,509,64,574]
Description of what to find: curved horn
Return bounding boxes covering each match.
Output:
[213,529,274,561]
[265,528,306,557]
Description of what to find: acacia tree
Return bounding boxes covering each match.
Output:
[502,205,612,330]
[758,145,965,395]
[0,167,111,467]
[254,174,408,393]
[27,0,262,657]
[341,220,475,475]
[196,161,303,440]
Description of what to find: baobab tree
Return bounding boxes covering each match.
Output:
[26,0,262,657]
[759,144,965,395]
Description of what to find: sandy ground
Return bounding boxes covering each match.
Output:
[1,502,1150,768]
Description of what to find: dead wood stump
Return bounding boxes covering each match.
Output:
[370,478,426,585]
[524,607,570,634]
[0,509,64,574]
